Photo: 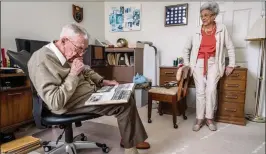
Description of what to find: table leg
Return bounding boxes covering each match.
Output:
[148,93,152,123]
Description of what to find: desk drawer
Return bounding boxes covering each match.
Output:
[222,69,247,81]
[0,89,33,128]
[218,102,244,117]
[160,68,177,77]
[220,80,246,91]
[219,91,246,103]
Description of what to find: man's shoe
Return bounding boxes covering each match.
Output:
[125,147,140,154]
[120,141,150,149]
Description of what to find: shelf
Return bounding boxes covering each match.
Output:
[105,48,135,52]
[0,85,31,92]
[0,73,26,78]
[108,65,134,67]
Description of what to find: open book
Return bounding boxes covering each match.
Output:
[85,83,136,106]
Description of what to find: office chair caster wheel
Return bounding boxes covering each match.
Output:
[183,115,187,120]
[96,143,109,153]
[148,119,152,123]
[80,133,87,141]
[43,146,52,152]
[102,146,110,153]
[159,112,163,116]
[174,124,178,129]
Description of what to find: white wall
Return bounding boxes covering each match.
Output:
[105,2,201,67]
[104,2,263,115]
[1,2,105,52]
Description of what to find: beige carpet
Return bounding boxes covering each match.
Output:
[18,106,265,154]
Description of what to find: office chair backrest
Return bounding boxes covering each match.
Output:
[15,38,31,53]
[15,38,49,54]
[7,50,46,129]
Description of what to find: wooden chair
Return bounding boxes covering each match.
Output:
[147,66,190,129]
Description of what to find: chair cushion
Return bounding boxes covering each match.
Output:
[148,87,178,95]
[42,112,102,125]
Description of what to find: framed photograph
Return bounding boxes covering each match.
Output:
[164,3,188,27]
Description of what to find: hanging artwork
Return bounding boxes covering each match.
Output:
[108,4,141,32]
[165,3,188,27]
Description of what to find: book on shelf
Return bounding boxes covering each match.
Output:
[107,53,132,66]
[85,83,136,105]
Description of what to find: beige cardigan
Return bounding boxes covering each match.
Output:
[182,22,236,77]
[27,47,103,114]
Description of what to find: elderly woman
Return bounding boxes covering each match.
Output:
[183,2,235,131]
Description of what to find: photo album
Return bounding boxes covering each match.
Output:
[85,83,136,106]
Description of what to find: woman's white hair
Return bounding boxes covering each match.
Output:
[200,1,220,16]
[60,23,90,39]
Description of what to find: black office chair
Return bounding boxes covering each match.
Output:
[7,50,110,154]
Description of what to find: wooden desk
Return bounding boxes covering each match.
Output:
[0,73,33,132]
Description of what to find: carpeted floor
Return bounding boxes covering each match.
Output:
[16,106,265,154]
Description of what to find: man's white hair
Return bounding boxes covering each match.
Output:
[60,23,90,39]
[200,1,220,16]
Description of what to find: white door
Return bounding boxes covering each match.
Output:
[198,1,263,114]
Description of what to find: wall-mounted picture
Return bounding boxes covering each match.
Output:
[165,3,188,27]
[108,4,141,32]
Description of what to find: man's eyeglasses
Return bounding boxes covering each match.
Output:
[67,39,87,55]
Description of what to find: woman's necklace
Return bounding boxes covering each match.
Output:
[203,25,215,35]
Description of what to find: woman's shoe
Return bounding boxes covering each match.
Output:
[206,119,217,131]
[192,119,204,131]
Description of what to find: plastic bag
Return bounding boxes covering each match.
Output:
[133,73,148,84]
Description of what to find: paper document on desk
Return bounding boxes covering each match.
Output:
[85,83,135,105]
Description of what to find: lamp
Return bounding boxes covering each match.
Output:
[245,15,266,123]
[245,16,265,41]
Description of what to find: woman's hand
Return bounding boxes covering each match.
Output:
[102,80,119,86]
[225,67,234,76]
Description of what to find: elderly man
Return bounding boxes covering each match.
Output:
[27,23,149,154]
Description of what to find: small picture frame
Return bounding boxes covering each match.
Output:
[164,3,188,27]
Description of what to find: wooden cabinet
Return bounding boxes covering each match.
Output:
[158,66,187,116]
[216,68,248,126]
[0,73,33,131]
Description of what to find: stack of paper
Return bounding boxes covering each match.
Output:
[1,136,41,154]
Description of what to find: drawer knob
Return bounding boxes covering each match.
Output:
[226,84,239,87]
[8,92,23,96]
[225,108,237,112]
[225,95,238,99]
[165,72,174,74]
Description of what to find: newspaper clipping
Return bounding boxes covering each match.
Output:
[85,83,135,106]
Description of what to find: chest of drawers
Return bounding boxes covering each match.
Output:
[216,68,247,125]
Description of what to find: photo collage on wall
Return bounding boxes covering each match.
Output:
[109,4,141,32]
